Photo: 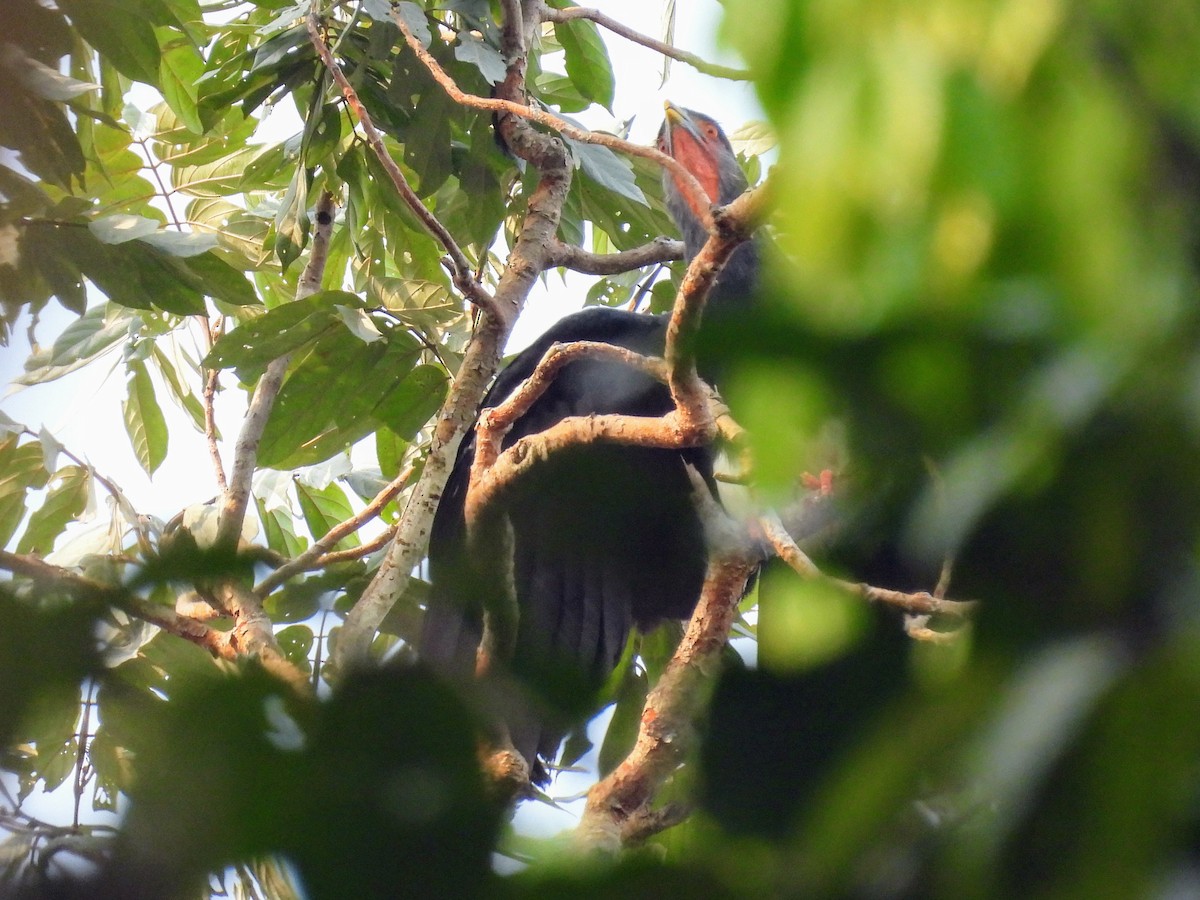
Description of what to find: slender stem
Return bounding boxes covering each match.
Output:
[72,681,95,830]
[539,3,752,81]
[203,321,227,491]
[758,512,977,619]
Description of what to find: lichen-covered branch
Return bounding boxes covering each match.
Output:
[546,237,682,274]
[331,0,573,675]
[215,192,336,553]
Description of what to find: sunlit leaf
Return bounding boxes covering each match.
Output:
[122,359,169,476]
[294,480,358,549]
[16,465,90,556]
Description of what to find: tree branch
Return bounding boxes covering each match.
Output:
[0,550,228,661]
[389,7,716,234]
[215,191,336,553]
[577,479,759,850]
[546,237,682,274]
[758,512,977,622]
[464,183,766,542]
[306,12,496,315]
[538,3,752,81]
[331,0,573,675]
[314,523,397,566]
[203,321,227,492]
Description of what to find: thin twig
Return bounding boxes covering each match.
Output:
[20,427,134,516]
[254,464,415,597]
[72,681,94,829]
[539,3,752,81]
[315,523,397,566]
[758,512,977,620]
[203,320,227,492]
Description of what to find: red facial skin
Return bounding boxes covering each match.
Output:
[659,117,722,221]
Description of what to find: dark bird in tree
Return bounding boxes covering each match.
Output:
[420,104,758,784]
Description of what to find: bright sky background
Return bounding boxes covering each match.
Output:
[0,0,759,846]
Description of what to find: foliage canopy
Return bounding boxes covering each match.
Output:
[2,0,1200,897]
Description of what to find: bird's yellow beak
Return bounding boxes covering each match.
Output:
[663,101,686,127]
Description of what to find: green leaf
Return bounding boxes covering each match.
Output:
[157,29,204,132]
[89,214,162,244]
[294,480,358,549]
[375,428,407,480]
[48,226,208,316]
[568,138,648,207]
[256,498,308,559]
[304,102,343,166]
[17,466,91,555]
[204,290,363,371]
[256,327,422,469]
[274,164,309,271]
[13,49,100,101]
[123,359,169,475]
[394,1,432,47]
[375,364,448,442]
[403,87,455,197]
[180,252,258,305]
[0,437,51,502]
[454,34,506,85]
[275,624,314,672]
[554,17,615,111]
[17,304,134,386]
[597,665,648,777]
[263,584,321,623]
[0,438,50,548]
[533,73,591,113]
[140,231,220,258]
[58,0,162,86]
[150,347,207,434]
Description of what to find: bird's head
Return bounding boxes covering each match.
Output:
[657,103,749,258]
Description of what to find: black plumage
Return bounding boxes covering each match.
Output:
[420,105,758,783]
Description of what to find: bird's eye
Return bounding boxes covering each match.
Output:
[703,123,718,139]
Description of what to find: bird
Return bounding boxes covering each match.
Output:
[420,104,758,784]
